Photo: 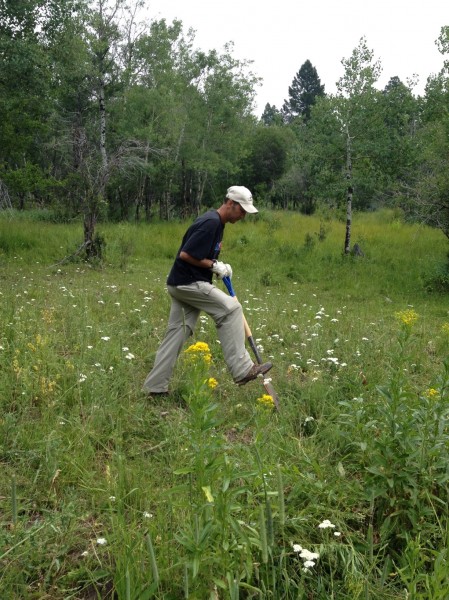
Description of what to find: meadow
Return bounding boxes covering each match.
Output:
[1,209,448,599]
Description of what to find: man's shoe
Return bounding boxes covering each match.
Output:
[236,362,273,386]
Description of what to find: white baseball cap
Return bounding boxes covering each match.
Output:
[226,185,258,214]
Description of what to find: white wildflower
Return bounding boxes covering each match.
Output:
[318,519,335,529]
[300,549,320,561]
[96,537,107,545]
[303,560,316,568]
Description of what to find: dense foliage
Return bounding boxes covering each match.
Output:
[0,2,448,245]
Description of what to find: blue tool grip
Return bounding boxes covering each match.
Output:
[222,276,235,297]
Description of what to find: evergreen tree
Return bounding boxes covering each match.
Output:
[260,103,283,126]
[282,59,325,123]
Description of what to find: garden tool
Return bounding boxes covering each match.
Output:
[222,276,280,410]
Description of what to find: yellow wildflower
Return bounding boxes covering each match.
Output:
[206,377,218,389]
[395,309,418,327]
[42,308,54,325]
[40,377,57,395]
[424,388,440,399]
[184,341,212,364]
[257,394,275,410]
[441,323,449,336]
[189,341,210,353]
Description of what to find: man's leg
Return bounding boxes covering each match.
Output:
[142,292,200,393]
[170,282,253,382]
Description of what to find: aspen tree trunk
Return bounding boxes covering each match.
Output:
[83,76,107,259]
[181,159,190,218]
[193,170,207,216]
[344,125,353,255]
[99,79,108,172]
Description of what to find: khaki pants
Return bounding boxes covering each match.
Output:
[142,281,253,393]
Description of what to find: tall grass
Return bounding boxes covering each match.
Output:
[1,209,448,598]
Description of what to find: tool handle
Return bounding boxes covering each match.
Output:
[222,276,235,297]
[222,276,263,363]
[223,275,280,410]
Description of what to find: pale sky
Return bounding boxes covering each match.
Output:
[143,0,447,116]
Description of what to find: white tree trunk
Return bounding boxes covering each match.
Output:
[344,126,353,255]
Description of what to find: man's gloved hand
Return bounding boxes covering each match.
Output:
[211,261,232,280]
[223,263,233,278]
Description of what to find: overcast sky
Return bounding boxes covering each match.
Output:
[143,0,447,115]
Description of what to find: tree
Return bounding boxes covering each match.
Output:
[114,22,258,220]
[379,76,419,194]
[243,125,294,200]
[260,103,283,126]
[184,44,258,211]
[0,0,76,207]
[282,60,325,123]
[403,32,449,243]
[437,25,449,71]
[282,94,345,213]
[336,37,382,254]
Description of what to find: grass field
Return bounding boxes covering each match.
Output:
[1,209,449,599]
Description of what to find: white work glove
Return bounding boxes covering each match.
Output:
[211,261,232,279]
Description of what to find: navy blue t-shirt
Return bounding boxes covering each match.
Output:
[167,210,224,286]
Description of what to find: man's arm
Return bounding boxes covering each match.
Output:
[179,250,214,270]
[179,250,231,279]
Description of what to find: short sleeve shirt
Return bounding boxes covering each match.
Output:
[167,210,224,286]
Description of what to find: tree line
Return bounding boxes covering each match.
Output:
[0,1,448,254]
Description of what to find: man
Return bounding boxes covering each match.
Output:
[142,185,272,396]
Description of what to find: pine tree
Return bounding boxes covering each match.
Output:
[260,103,283,126]
[282,60,325,123]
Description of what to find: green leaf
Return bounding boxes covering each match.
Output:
[173,467,193,475]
